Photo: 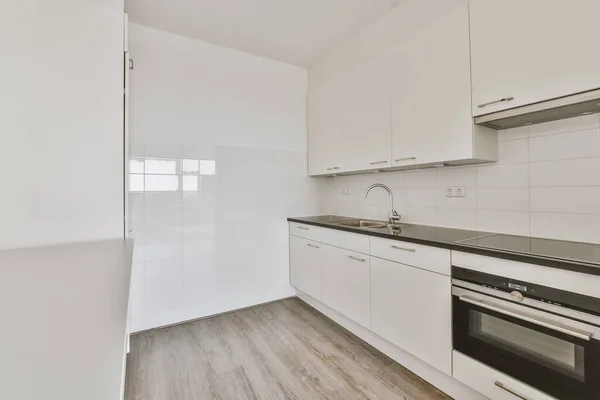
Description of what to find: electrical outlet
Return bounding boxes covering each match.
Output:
[446,186,466,197]
[342,188,351,195]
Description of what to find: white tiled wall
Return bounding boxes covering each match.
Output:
[128,24,328,332]
[329,115,600,244]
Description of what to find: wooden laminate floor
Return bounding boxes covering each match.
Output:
[125,298,452,400]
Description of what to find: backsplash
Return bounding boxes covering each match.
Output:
[328,114,600,244]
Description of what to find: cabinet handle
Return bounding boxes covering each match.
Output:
[297,226,309,230]
[369,160,388,165]
[348,255,366,262]
[326,166,340,171]
[393,157,416,162]
[494,381,528,400]
[306,244,320,249]
[477,97,514,108]
[391,245,416,252]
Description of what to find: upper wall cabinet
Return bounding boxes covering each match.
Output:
[341,53,392,172]
[389,5,496,168]
[470,0,600,117]
[308,79,343,175]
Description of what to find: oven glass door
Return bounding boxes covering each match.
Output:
[453,294,600,400]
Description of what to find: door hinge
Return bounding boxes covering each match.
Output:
[129,59,134,70]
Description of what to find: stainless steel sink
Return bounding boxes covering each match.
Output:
[335,220,389,229]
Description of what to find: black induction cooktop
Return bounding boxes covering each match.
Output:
[457,233,600,266]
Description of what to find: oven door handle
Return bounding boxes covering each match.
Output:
[459,295,593,341]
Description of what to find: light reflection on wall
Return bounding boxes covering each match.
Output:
[129,158,216,193]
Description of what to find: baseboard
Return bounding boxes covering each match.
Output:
[296,290,486,400]
[130,295,297,336]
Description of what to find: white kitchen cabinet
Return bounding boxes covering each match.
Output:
[470,0,600,117]
[308,78,343,175]
[340,53,391,172]
[289,235,322,301]
[322,245,370,328]
[370,256,452,374]
[389,5,496,168]
[453,351,556,400]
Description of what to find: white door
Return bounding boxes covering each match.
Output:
[370,257,452,374]
[390,5,474,166]
[470,0,600,116]
[341,53,391,172]
[308,79,342,175]
[289,235,322,300]
[322,245,370,328]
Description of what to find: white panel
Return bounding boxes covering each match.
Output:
[530,213,600,244]
[321,229,370,255]
[289,236,322,301]
[497,139,529,164]
[370,237,451,275]
[453,351,556,400]
[371,257,452,374]
[0,0,124,250]
[477,210,530,236]
[289,223,325,242]
[530,187,600,215]
[529,129,600,162]
[452,251,600,299]
[322,245,370,328]
[478,188,530,212]
[530,158,600,187]
[470,0,600,116]
[477,164,529,188]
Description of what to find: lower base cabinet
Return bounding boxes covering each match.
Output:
[453,351,556,400]
[289,235,322,301]
[370,256,452,375]
[322,245,371,329]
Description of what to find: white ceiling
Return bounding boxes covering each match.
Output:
[125,0,399,67]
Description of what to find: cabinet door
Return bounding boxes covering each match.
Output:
[289,235,322,300]
[308,79,342,175]
[370,257,452,374]
[390,5,474,167]
[322,245,370,328]
[470,0,600,116]
[341,54,391,172]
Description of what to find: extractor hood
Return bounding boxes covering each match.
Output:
[474,89,600,130]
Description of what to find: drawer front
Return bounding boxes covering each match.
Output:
[289,222,324,242]
[321,228,370,254]
[370,237,450,275]
[453,351,557,400]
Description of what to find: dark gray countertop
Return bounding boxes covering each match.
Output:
[288,215,600,276]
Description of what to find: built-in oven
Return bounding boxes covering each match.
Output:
[452,267,600,400]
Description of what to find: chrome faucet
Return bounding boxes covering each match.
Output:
[364,183,401,227]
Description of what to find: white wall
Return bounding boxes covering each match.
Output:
[0,0,125,250]
[308,0,466,90]
[328,115,600,244]
[128,24,328,332]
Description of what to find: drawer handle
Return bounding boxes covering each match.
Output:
[391,245,416,252]
[297,226,309,230]
[306,244,320,249]
[477,97,514,108]
[348,255,366,262]
[393,157,416,162]
[326,166,340,171]
[369,160,388,165]
[494,381,528,400]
